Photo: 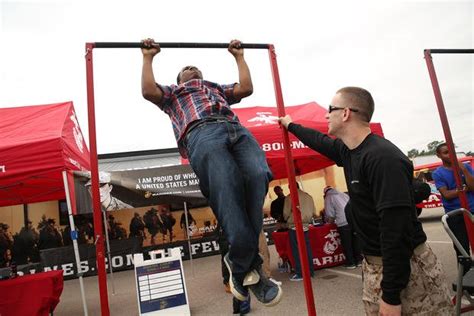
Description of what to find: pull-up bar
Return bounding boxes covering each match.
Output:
[425,49,474,54]
[85,41,317,316]
[91,42,270,49]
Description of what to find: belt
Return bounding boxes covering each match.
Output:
[364,243,427,265]
[185,116,233,138]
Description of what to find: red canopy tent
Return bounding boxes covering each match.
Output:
[0,101,90,314]
[232,102,384,179]
[0,101,90,207]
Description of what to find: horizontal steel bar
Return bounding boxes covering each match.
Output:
[425,49,474,54]
[91,42,270,49]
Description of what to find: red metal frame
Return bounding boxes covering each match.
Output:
[85,41,317,315]
[268,45,317,316]
[85,43,110,316]
[452,296,474,313]
[424,49,474,252]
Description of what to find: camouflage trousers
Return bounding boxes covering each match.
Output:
[362,243,454,315]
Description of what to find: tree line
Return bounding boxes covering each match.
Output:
[407,140,473,158]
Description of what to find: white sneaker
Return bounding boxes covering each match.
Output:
[289,274,303,281]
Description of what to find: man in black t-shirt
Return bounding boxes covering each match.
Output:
[270,186,287,230]
[279,87,452,315]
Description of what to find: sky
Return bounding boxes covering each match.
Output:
[1,0,472,156]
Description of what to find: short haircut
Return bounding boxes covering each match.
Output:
[337,86,374,122]
[176,66,188,84]
[177,65,200,84]
[436,142,447,154]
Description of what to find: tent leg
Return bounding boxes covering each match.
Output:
[62,171,89,316]
[102,211,116,295]
[269,45,317,315]
[184,202,194,277]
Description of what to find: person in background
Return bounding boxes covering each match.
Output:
[279,86,452,315]
[270,186,287,230]
[37,215,48,232]
[433,142,474,274]
[0,223,13,268]
[283,183,315,281]
[18,220,39,263]
[10,223,33,266]
[323,186,361,269]
[62,225,72,247]
[79,216,94,244]
[38,219,63,250]
[412,174,431,217]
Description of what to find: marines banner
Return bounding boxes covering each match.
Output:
[73,164,208,214]
[1,225,277,280]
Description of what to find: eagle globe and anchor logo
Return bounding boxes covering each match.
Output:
[323,229,341,255]
[309,228,345,267]
[247,112,279,126]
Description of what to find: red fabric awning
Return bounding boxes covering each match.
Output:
[232,102,384,179]
[0,101,90,207]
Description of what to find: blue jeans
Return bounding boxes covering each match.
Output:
[185,120,272,280]
[289,229,314,277]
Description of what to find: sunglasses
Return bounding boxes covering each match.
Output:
[328,105,360,114]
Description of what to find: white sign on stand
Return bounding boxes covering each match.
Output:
[134,248,190,316]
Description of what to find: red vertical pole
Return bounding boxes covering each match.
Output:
[424,49,473,249]
[268,45,317,316]
[85,42,110,316]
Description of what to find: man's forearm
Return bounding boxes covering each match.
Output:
[288,123,343,165]
[234,55,253,97]
[440,187,465,200]
[141,56,161,102]
[380,206,414,305]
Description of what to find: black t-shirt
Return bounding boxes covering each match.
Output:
[288,123,427,305]
[270,196,286,222]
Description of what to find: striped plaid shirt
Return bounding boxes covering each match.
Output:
[157,79,241,157]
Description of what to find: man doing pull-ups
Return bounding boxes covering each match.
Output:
[141,38,282,306]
